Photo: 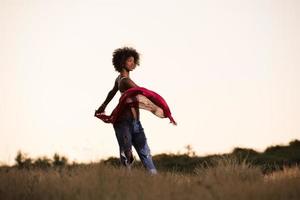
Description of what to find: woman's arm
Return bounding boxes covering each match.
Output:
[95,79,118,114]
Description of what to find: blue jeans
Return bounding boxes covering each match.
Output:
[113,118,157,174]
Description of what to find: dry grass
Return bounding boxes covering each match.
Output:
[1,157,300,200]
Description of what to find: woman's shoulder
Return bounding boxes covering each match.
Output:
[115,75,128,82]
[117,75,131,84]
[119,76,129,81]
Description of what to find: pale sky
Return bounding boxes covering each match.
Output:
[1,0,299,165]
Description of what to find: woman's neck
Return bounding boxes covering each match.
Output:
[120,68,130,77]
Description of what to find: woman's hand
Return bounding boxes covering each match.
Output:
[95,104,106,116]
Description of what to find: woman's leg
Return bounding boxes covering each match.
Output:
[131,120,157,174]
[113,120,134,168]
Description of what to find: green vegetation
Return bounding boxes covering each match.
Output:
[1,154,299,200]
[3,139,300,175]
[0,139,299,199]
[104,139,300,174]
[14,151,69,169]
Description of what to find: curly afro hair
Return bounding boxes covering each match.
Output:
[112,47,140,72]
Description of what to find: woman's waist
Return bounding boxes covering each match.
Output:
[117,107,139,121]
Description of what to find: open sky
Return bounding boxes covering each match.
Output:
[1,0,299,165]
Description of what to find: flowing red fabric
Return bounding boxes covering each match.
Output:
[95,87,177,125]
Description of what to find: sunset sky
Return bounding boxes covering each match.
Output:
[1,0,299,165]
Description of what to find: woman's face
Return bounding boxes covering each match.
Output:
[124,56,136,71]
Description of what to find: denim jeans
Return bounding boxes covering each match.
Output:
[113,118,157,174]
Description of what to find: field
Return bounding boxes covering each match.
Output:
[1,156,300,200]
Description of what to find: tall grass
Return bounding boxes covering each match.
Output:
[1,156,299,200]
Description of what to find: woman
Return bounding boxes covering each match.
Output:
[95,47,157,174]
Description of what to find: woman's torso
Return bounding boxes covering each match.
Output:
[117,75,139,121]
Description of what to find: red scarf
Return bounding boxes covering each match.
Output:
[95,87,177,125]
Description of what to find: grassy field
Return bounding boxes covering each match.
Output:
[1,156,300,200]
